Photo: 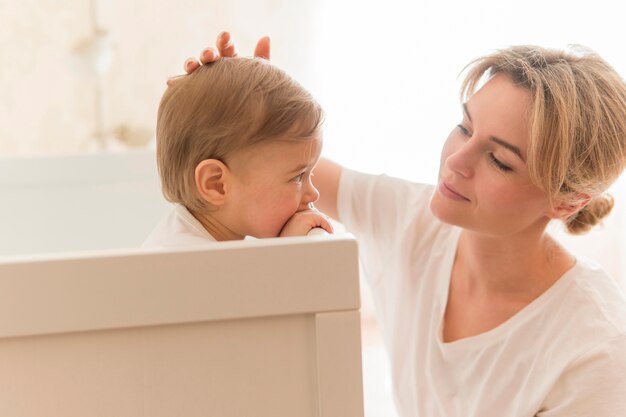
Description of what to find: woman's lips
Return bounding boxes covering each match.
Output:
[439,181,470,202]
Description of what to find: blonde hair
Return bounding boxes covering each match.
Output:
[461,45,626,234]
[157,57,323,211]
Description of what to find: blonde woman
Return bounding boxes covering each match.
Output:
[184,33,626,416]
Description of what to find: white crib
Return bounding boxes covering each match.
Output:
[0,151,364,417]
[0,150,171,256]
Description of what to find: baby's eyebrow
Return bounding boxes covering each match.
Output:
[290,163,309,173]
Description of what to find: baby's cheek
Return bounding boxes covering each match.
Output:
[267,209,298,235]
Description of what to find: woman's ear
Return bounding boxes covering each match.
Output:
[549,193,591,220]
[195,159,230,206]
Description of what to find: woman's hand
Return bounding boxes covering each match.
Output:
[279,208,334,237]
[168,32,271,86]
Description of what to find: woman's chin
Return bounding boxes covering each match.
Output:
[430,195,477,232]
[430,194,458,225]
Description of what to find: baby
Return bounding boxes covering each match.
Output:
[143,57,333,247]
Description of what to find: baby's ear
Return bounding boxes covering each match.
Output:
[195,159,228,206]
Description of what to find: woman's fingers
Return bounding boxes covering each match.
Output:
[217,31,238,57]
[168,32,266,86]
[254,36,271,59]
[199,47,219,65]
[217,33,269,59]
[184,58,201,73]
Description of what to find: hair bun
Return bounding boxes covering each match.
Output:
[566,194,615,235]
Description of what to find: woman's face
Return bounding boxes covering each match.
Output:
[430,74,555,237]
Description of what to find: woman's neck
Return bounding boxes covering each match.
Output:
[455,225,575,301]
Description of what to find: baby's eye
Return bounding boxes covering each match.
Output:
[292,172,305,183]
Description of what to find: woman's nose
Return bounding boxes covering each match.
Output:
[445,143,474,179]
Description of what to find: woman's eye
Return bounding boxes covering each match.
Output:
[489,153,512,172]
[457,124,471,136]
[292,172,305,183]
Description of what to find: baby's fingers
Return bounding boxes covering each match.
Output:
[318,216,334,234]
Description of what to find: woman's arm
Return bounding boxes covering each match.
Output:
[313,158,343,221]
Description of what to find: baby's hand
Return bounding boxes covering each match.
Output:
[279,209,334,237]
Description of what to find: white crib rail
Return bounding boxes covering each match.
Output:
[0,150,171,256]
[0,235,364,417]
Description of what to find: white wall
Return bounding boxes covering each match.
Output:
[308,0,626,288]
[0,0,318,154]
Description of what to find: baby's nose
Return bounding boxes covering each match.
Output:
[307,185,320,204]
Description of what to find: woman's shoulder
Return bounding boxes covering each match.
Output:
[339,167,435,202]
[541,263,626,414]
[338,168,442,233]
[564,258,626,334]
[337,168,456,276]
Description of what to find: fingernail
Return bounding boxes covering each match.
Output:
[202,48,216,61]
[224,35,233,48]
[168,74,184,84]
[220,31,231,44]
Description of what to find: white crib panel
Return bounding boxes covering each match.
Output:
[0,151,171,256]
[0,235,364,417]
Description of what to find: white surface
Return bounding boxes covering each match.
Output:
[0,150,171,256]
[0,235,364,416]
[0,150,394,416]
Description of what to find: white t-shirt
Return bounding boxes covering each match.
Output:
[337,168,626,417]
[142,204,217,248]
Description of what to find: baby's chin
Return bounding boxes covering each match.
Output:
[247,229,282,239]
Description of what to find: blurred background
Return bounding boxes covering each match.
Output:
[2,1,626,415]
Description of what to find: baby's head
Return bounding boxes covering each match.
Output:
[156,58,324,239]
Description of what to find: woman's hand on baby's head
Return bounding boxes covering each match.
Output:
[167,32,271,86]
[279,208,334,237]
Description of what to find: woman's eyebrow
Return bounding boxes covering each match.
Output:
[462,103,472,122]
[489,136,525,163]
[462,102,525,163]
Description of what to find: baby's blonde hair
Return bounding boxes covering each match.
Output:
[461,45,626,234]
[157,58,323,211]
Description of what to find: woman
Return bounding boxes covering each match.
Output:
[184,33,626,416]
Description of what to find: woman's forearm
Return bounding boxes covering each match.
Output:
[313,158,343,221]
